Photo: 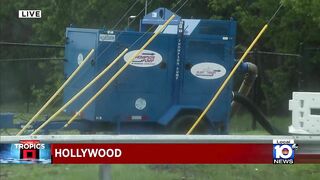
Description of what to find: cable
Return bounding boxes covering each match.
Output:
[235,50,301,57]
[0,57,65,62]
[96,0,155,61]
[267,3,283,24]
[174,0,189,13]
[111,0,141,30]
[132,0,155,24]
[124,0,187,50]
[232,92,283,135]
[0,41,64,48]
[96,0,184,60]
[169,0,182,12]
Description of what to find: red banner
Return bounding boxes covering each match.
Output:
[52,144,273,164]
[50,143,320,164]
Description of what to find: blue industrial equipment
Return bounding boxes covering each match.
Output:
[63,8,237,134]
[0,113,14,128]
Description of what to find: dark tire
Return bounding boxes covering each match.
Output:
[168,113,210,134]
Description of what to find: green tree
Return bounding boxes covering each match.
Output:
[208,0,320,114]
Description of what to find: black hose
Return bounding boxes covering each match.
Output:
[232,92,284,135]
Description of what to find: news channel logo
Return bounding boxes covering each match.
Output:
[0,140,51,164]
[273,139,298,164]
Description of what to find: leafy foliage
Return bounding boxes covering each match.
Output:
[208,0,320,114]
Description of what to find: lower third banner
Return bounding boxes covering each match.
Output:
[1,141,319,164]
[51,143,271,164]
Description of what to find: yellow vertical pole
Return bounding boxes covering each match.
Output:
[30,48,128,135]
[187,24,269,135]
[63,15,176,128]
[16,49,94,136]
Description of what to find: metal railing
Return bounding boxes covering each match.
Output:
[1,135,320,144]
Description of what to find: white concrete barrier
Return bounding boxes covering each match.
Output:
[289,92,320,134]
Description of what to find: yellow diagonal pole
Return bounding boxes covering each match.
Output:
[187,24,269,135]
[16,49,94,136]
[30,48,129,135]
[63,15,176,129]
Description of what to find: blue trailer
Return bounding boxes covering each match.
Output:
[62,8,237,134]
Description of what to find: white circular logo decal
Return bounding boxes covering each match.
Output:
[77,53,84,65]
[191,62,226,80]
[124,50,162,67]
[135,98,147,110]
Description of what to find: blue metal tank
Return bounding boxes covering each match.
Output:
[63,8,236,134]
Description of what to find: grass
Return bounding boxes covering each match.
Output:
[1,164,320,180]
[229,113,291,135]
[1,104,320,180]
[0,165,99,180]
[0,102,72,125]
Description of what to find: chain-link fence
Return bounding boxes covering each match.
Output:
[0,42,64,114]
[235,45,320,117]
